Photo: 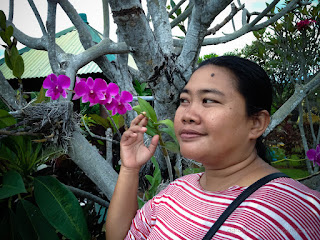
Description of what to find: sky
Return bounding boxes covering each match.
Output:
[0,0,289,58]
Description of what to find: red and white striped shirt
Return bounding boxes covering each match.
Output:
[125,173,320,239]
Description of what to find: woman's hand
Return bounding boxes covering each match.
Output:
[120,113,159,172]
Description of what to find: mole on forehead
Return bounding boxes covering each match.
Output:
[210,73,215,77]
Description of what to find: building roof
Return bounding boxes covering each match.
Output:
[0,14,120,80]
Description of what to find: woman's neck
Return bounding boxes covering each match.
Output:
[200,154,278,192]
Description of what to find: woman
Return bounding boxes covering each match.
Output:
[106,56,320,239]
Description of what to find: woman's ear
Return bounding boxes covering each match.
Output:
[249,110,270,140]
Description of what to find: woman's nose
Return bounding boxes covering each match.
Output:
[182,106,200,124]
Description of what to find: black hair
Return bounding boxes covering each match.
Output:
[197,56,272,163]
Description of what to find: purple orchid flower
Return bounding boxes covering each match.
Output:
[103,98,119,112]
[306,144,320,166]
[111,91,133,115]
[73,77,108,106]
[72,77,87,100]
[100,82,119,105]
[43,74,70,100]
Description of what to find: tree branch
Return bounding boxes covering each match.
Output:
[249,0,280,27]
[252,0,299,30]
[9,0,13,21]
[108,0,164,80]
[264,71,320,136]
[58,0,119,92]
[0,71,26,110]
[102,0,110,38]
[81,117,119,144]
[68,130,118,200]
[58,0,94,49]
[147,0,173,55]
[65,184,110,208]
[170,2,194,29]
[46,0,61,74]
[168,0,187,17]
[0,129,43,137]
[71,40,132,70]
[6,21,47,50]
[27,0,47,35]
[206,2,243,36]
[176,0,232,73]
[173,0,302,47]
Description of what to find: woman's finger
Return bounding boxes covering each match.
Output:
[121,126,147,143]
[130,112,147,127]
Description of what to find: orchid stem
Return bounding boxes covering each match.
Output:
[101,105,122,139]
[141,112,174,182]
[158,129,173,182]
[81,117,119,144]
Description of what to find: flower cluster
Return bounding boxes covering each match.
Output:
[306,144,320,166]
[296,19,317,31]
[73,77,133,115]
[43,74,133,115]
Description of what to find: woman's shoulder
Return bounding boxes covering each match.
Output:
[253,176,320,206]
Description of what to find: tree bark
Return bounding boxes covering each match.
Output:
[68,130,118,200]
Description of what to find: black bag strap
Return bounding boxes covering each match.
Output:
[202,172,289,240]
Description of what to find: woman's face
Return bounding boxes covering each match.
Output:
[174,65,255,168]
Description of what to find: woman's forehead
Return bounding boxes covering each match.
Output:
[184,65,238,92]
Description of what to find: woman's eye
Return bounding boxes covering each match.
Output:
[203,99,218,104]
[179,98,188,104]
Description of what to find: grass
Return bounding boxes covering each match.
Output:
[277,168,310,179]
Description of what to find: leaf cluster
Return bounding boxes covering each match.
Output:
[133,97,179,154]
[0,10,24,79]
[0,171,90,240]
[0,108,91,239]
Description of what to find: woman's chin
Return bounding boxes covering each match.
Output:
[180,150,204,163]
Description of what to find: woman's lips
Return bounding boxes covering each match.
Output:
[179,129,205,139]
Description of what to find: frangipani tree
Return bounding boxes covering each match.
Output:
[1,0,319,201]
[237,2,320,174]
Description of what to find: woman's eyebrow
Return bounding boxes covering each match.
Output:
[200,89,225,96]
[180,88,225,96]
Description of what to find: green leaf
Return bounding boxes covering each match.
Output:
[0,208,22,240]
[34,176,90,240]
[0,109,16,128]
[160,126,178,144]
[13,55,24,79]
[258,28,266,35]
[137,197,146,209]
[170,0,176,8]
[253,31,260,39]
[158,119,174,129]
[34,86,47,103]
[145,175,154,185]
[257,45,265,57]
[146,125,158,137]
[133,100,159,136]
[0,10,6,30]
[145,157,162,200]
[164,141,180,153]
[111,114,125,130]
[97,140,104,145]
[0,30,10,46]
[89,114,110,129]
[132,105,142,114]
[5,25,13,39]
[4,49,13,70]
[10,45,20,62]
[137,97,157,123]
[0,170,27,199]
[16,200,59,240]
